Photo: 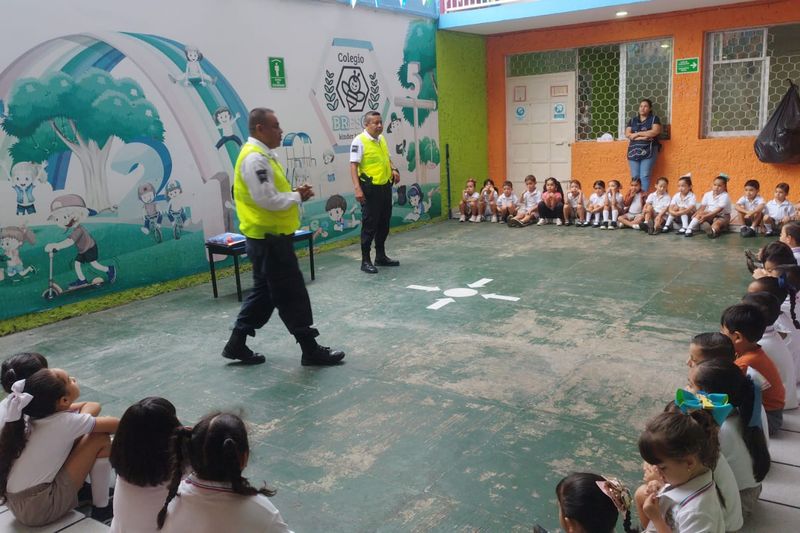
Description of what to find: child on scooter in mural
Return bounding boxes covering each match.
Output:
[138,183,163,236]
[44,194,116,288]
[165,180,188,226]
[0,226,37,281]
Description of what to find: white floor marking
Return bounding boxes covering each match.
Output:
[407,285,441,292]
[467,278,493,288]
[427,298,455,310]
[443,287,478,298]
[481,293,520,302]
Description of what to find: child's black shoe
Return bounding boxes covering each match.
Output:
[91,502,114,525]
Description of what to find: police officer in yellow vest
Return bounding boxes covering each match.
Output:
[222,108,345,366]
[350,111,401,274]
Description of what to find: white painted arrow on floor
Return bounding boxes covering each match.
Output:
[481,293,520,302]
[467,278,493,288]
[427,298,455,310]
[407,284,441,292]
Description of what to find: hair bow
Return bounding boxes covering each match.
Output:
[2,379,33,424]
[595,476,632,513]
[675,389,733,425]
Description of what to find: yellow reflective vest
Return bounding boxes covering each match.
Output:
[356,132,392,185]
[233,142,299,237]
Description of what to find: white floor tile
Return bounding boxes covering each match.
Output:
[761,462,800,507]
[770,429,800,466]
[0,510,85,532]
[745,499,800,532]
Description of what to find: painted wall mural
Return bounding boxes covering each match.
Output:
[0,0,439,320]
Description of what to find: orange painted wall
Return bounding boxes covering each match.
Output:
[486,0,800,196]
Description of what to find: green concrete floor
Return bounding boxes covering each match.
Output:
[0,220,759,531]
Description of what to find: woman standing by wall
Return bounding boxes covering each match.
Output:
[625,99,662,192]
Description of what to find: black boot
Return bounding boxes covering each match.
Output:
[301,343,346,366]
[375,252,399,267]
[222,330,265,365]
[361,254,378,273]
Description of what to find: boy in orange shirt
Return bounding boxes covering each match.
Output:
[721,303,786,435]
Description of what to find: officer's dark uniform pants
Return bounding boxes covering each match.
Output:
[360,178,392,259]
[233,235,317,341]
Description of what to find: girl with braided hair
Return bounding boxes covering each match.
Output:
[689,360,771,520]
[157,412,291,532]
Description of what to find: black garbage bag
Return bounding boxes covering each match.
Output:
[754,80,800,164]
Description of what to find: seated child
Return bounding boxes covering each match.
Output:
[685,332,735,368]
[563,179,586,226]
[641,177,670,235]
[743,292,798,409]
[109,397,181,533]
[763,182,795,237]
[686,174,732,238]
[0,368,118,526]
[636,409,726,532]
[665,174,696,234]
[585,180,605,228]
[479,178,499,223]
[779,221,800,263]
[157,412,291,533]
[601,179,623,230]
[617,178,646,229]
[689,360,771,520]
[509,175,540,227]
[459,178,480,223]
[721,303,786,435]
[734,179,765,237]
[495,181,518,223]
[537,177,564,226]
[556,472,633,533]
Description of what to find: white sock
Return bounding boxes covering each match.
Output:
[585,212,591,222]
[90,457,112,507]
[688,219,700,231]
[681,214,689,228]
[602,210,610,222]
[665,215,674,227]
[593,213,600,224]
[765,224,773,232]
[612,209,619,222]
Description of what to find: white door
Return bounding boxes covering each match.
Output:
[506,73,575,191]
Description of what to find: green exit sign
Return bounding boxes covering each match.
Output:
[268,57,286,88]
[676,57,699,74]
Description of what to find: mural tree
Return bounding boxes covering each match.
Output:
[2,68,165,211]
[396,19,437,127]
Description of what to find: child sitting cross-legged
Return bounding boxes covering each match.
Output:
[763,182,795,237]
[508,175,540,227]
[617,178,646,230]
[686,174,732,238]
[495,180,518,223]
[734,179,765,238]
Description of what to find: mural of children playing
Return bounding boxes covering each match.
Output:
[138,182,163,239]
[44,194,116,288]
[213,106,242,149]
[168,45,216,87]
[6,161,47,216]
[165,180,188,239]
[0,225,37,281]
[404,183,438,222]
[325,194,360,232]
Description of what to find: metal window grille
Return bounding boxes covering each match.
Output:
[704,24,800,137]
[507,39,672,142]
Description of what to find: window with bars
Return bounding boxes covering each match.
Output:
[508,39,672,141]
[704,24,800,137]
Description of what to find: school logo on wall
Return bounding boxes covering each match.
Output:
[310,39,391,153]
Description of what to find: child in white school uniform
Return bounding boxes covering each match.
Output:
[556,472,634,533]
[641,177,670,235]
[734,179,766,238]
[109,397,181,533]
[508,175,540,227]
[158,412,292,533]
[563,179,586,226]
[665,174,696,235]
[780,221,800,264]
[636,409,726,533]
[689,361,772,520]
[0,368,118,527]
[585,180,606,228]
[601,179,624,230]
[495,180,518,223]
[617,178,646,229]
[459,178,480,223]
[686,174,732,238]
[763,182,795,237]
[479,178,499,222]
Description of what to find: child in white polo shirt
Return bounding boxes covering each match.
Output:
[734,179,765,238]
[686,174,732,238]
[665,174,696,234]
[508,175,540,227]
[458,178,480,223]
[618,178,646,229]
[157,412,292,533]
[479,178,499,222]
[495,180,518,223]
[585,180,605,228]
[563,179,586,226]
[641,177,670,235]
[763,182,795,237]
